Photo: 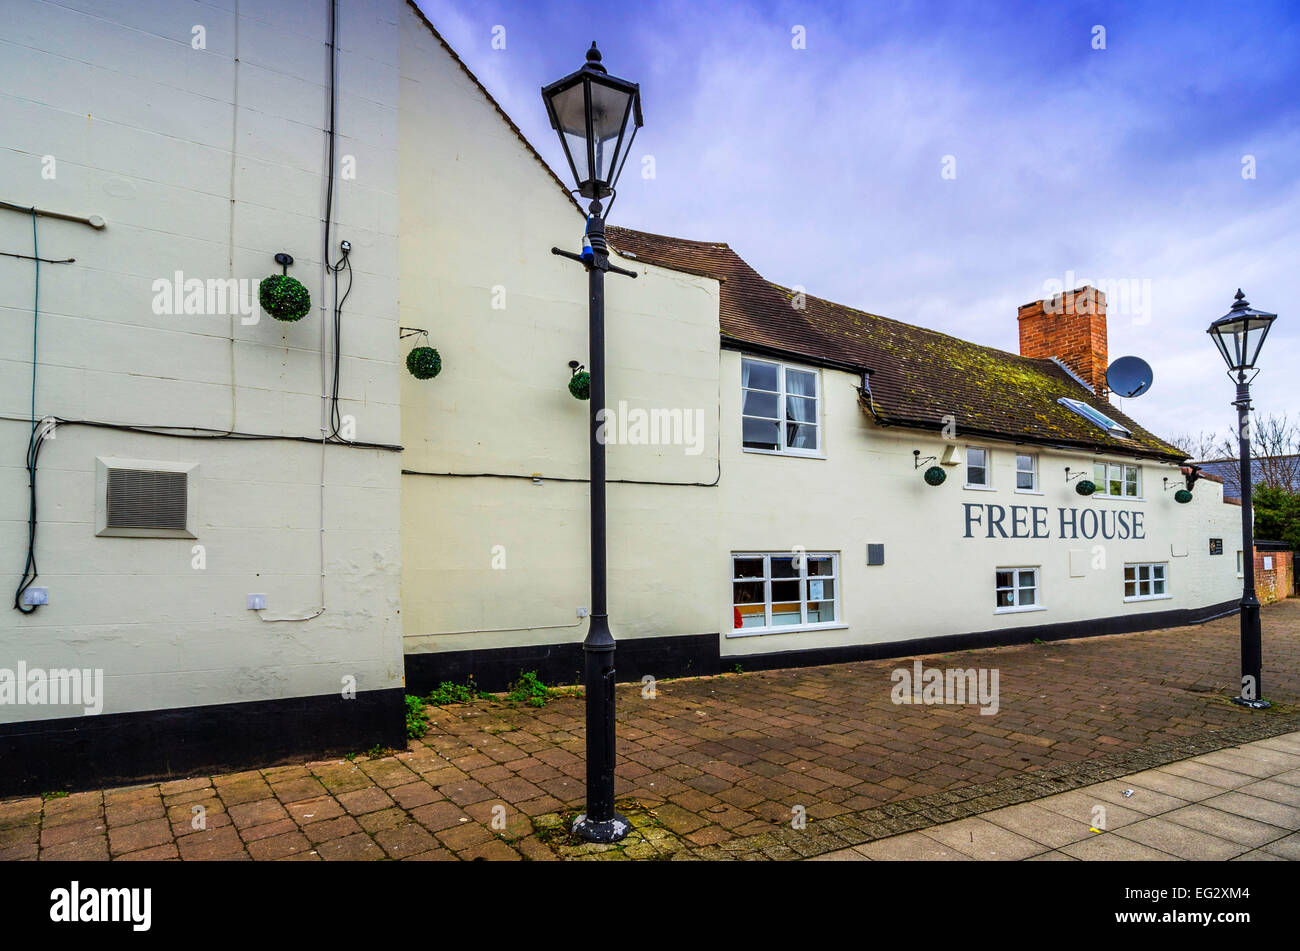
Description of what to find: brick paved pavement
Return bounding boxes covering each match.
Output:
[3,600,1299,861]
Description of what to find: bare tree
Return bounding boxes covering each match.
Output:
[1173,413,1300,498]
[1251,413,1300,491]
[1166,430,1225,461]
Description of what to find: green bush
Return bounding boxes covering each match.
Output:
[1254,486,1300,550]
[406,346,442,380]
[258,274,311,321]
[568,370,591,400]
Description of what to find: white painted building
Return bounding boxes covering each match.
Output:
[0,0,1243,794]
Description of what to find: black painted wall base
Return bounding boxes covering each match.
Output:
[0,688,406,798]
[405,633,718,694]
[733,598,1241,675]
[405,599,1241,692]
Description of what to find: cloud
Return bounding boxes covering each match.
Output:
[418,0,1300,440]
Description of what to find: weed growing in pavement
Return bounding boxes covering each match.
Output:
[426,680,495,705]
[405,694,429,739]
[506,671,553,707]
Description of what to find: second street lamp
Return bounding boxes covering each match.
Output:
[1207,288,1277,710]
[542,42,642,843]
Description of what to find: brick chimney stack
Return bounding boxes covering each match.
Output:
[1018,285,1108,400]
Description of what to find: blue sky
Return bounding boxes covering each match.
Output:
[417,0,1300,447]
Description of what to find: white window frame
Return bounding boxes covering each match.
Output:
[730,551,843,636]
[1093,461,1141,498]
[95,457,198,539]
[1237,550,1245,578]
[1014,452,1040,493]
[965,446,993,489]
[1124,562,1170,601]
[740,357,821,457]
[995,566,1043,613]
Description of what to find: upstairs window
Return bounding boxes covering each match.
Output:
[1015,453,1038,491]
[966,447,990,487]
[741,358,819,455]
[1093,462,1140,498]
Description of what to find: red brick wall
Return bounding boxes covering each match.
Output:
[1253,548,1294,605]
[1018,286,1109,399]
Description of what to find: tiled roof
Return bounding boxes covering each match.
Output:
[607,226,1186,462]
[1195,455,1300,499]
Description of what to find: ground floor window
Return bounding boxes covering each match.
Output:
[1125,562,1168,600]
[732,552,838,632]
[995,567,1040,611]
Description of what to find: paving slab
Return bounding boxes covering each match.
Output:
[920,817,1045,860]
[812,729,1300,861]
[980,802,1096,848]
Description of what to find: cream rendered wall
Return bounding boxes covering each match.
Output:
[398,7,722,658]
[717,351,1244,658]
[0,0,405,719]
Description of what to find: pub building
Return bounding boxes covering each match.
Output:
[0,0,1243,792]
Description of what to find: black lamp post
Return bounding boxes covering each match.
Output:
[1207,289,1277,709]
[542,42,642,843]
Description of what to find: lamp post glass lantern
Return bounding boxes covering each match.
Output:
[541,42,643,201]
[1207,289,1277,709]
[542,43,642,843]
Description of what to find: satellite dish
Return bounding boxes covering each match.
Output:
[1107,355,1153,398]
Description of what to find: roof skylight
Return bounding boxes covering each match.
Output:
[1058,398,1131,438]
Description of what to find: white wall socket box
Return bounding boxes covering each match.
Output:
[247,594,267,610]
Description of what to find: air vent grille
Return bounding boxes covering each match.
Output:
[106,468,188,531]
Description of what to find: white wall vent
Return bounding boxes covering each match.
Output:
[96,458,198,538]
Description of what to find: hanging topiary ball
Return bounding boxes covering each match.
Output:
[1075,479,1096,496]
[406,346,442,380]
[924,465,946,486]
[258,274,311,321]
[1175,488,1193,504]
[569,370,591,401]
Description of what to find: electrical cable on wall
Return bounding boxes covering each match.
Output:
[6,412,401,614]
[14,209,43,612]
[320,0,354,443]
[327,247,353,439]
[264,0,345,623]
[9,4,361,618]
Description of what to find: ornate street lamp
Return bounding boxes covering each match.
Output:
[1207,289,1278,709]
[541,42,643,202]
[542,43,642,843]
